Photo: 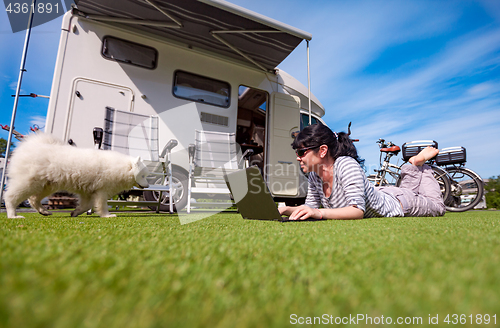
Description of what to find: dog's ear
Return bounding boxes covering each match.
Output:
[129,156,141,171]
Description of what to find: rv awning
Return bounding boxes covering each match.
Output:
[72,0,312,72]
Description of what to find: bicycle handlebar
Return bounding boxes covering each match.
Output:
[376,138,397,149]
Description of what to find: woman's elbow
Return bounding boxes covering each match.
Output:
[352,206,364,219]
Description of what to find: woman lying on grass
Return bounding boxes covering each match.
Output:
[279,123,445,220]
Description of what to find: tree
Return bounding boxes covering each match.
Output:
[0,138,16,158]
[485,176,500,209]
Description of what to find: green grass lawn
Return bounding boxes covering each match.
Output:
[1,210,499,327]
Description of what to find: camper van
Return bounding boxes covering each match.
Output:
[45,0,326,211]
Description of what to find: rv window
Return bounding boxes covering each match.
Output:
[102,36,157,69]
[173,71,230,108]
[300,113,318,130]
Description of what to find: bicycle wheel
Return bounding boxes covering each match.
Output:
[394,166,450,201]
[444,167,484,212]
[432,166,451,203]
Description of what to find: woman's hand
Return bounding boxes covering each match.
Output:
[283,205,364,220]
[278,206,293,216]
[286,205,322,221]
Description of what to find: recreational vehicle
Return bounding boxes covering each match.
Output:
[45,0,326,211]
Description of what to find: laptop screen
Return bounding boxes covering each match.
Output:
[224,167,282,220]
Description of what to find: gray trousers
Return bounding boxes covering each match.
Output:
[378,164,446,217]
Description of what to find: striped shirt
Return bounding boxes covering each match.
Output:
[304,156,404,218]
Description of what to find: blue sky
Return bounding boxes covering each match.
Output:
[1,0,499,179]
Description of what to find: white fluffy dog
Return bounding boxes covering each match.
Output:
[5,133,149,219]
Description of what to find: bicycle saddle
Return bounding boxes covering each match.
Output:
[380,145,401,154]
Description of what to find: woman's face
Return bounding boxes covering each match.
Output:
[296,145,325,174]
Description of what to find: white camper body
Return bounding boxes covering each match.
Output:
[45,1,326,209]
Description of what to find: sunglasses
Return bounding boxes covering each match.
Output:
[295,145,320,157]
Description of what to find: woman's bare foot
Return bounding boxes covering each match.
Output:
[409,146,439,166]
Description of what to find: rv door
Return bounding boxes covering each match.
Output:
[267,92,301,196]
[65,79,134,148]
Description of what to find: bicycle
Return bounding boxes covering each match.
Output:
[367,139,451,203]
[433,146,484,212]
[367,139,484,212]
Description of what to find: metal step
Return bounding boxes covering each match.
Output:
[132,185,170,192]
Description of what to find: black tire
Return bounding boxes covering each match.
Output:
[394,166,451,202]
[20,200,31,207]
[143,170,189,212]
[444,167,484,212]
[431,166,451,203]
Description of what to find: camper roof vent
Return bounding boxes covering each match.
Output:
[200,112,229,127]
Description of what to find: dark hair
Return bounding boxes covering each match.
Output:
[292,123,364,164]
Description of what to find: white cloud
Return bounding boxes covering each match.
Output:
[467,82,494,96]
[9,81,22,92]
[7,82,28,100]
[279,0,460,91]
[324,27,500,120]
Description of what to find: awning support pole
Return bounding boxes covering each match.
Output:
[0,0,36,207]
[211,32,271,73]
[143,0,183,26]
[307,40,312,125]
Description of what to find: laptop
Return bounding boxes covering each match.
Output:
[223,166,321,222]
